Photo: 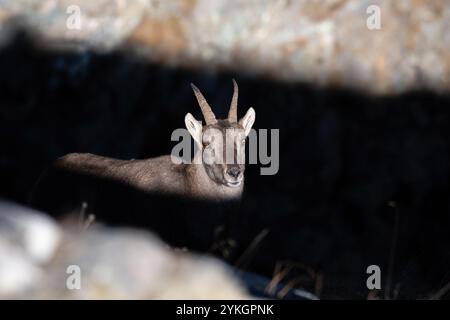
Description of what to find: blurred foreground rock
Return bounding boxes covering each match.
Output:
[0,201,247,299]
[0,0,449,93]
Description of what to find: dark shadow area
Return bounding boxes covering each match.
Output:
[1,31,450,299]
[30,164,241,254]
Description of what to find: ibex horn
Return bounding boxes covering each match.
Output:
[191,83,217,125]
[228,79,238,123]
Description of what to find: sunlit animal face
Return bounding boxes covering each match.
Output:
[201,121,248,187]
[185,80,255,188]
[185,108,255,188]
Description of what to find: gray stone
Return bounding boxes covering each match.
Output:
[1,0,448,93]
[0,201,247,299]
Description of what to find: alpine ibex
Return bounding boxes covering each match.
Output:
[33,80,256,204]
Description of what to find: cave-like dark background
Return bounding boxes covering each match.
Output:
[1,33,450,299]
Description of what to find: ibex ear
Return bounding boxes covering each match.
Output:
[239,107,256,136]
[185,113,203,146]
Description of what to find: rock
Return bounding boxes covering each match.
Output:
[1,0,448,93]
[0,239,43,296]
[131,0,450,94]
[0,201,62,264]
[0,201,247,299]
[37,227,248,299]
[0,0,149,50]
[0,201,61,296]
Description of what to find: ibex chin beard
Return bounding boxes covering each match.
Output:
[226,180,242,188]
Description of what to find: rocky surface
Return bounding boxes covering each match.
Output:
[0,0,148,50]
[0,201,247,299]
[0,0,449,93]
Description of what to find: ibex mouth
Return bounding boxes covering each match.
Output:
[226,180,242,187]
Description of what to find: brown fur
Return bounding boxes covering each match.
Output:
[53,152,243,201]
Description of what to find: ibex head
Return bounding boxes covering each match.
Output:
[185,80,256,188]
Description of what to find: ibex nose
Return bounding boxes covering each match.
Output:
[227,167,241,179]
